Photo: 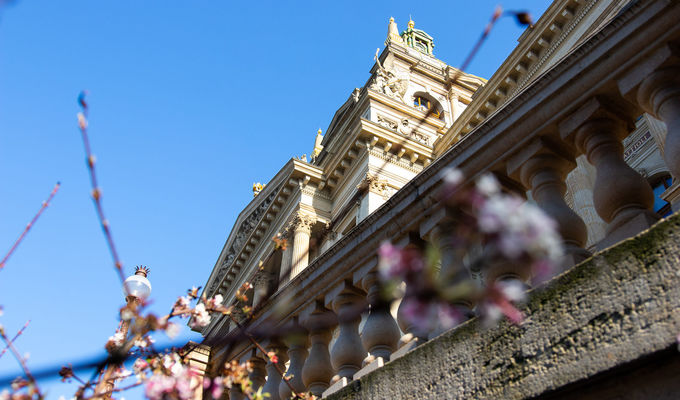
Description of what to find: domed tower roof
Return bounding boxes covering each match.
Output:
[400,18,435,55]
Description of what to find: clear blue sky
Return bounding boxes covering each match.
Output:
[0,1,550,398]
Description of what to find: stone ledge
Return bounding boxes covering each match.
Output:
[328,212,680,399]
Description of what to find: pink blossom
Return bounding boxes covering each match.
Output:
[398,298,461,336]
[475,174,500,197]
[134,335,154,349]
[206,294,224,309]
[479,280,527,326]
[189,303,211,329]
[204,377,224,399]
[378,242,424,280]
[164,322,181,339]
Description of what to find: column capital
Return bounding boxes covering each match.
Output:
[288,212,316,234]
[357,173,390,198]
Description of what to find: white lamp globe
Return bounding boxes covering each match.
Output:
[123,266,152,300]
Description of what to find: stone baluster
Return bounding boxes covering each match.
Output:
[290,213,315,279]
[637,66,680,206]
[359,272,400,362]
[248,354,267,393]
[432,223,475,338]
[261,339,288,400]
[559,97,659,248]
[229,385,245,400]
[328,281,367,381]
[508,139,591,271]
[301,301,337,397]
[279,319,308,400]
[393,236,430,346]
[229,356,248,400]
[624,65,680,180]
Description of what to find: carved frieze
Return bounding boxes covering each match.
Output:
[398,119,430,146]
[377,115,399,131]
[207,187,280,296]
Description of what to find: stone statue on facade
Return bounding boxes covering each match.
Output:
[371,48,409,103]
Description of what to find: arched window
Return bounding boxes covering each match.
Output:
[412,94,444,120]
[650,174,673,217]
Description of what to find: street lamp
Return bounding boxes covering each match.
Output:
[123,266,152,302]
[95,266,151,399]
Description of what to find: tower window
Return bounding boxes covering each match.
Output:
[413,95,443,119]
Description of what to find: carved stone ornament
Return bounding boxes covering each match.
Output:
[207,187,280,295]
[287,212,316,234]
[358,174,390,198]
[377,115,399,131]
[370,57,409,103]
[398,119,430,146]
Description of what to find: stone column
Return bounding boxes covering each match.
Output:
[560,98,659,248]
[359,272,400,362]
[301,302,337,397]
[261,340,288,400]
[290,213,315,279]
[328,281,367,380]
[279,319,308,400]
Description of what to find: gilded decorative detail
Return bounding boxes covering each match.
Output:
[253,182,265,197]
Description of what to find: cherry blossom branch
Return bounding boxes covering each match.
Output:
[77,91,126,287]
[0,320,30,360]
[0,183,60,271]
[227,312,302,399]
[0,326,42,398]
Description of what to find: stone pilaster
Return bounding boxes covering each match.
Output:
[289,213,315,279]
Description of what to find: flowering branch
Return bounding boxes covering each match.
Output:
[0,183,60,271]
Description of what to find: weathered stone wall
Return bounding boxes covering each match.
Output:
[329,213,680,400]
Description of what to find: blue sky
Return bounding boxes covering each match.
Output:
[0,1,550,398]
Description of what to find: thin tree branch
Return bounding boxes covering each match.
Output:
[0,320,30,360]
[0,183,60,271]
[77,92,126,287]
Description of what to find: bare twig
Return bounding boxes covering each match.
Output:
[77,91,126,286]
[0,183,60,271]
[0,327,42,398]
[0,320,30,360]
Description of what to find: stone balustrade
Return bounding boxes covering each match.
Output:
[204,2,680,398]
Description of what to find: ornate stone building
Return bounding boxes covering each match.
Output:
[192,0,680,398]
